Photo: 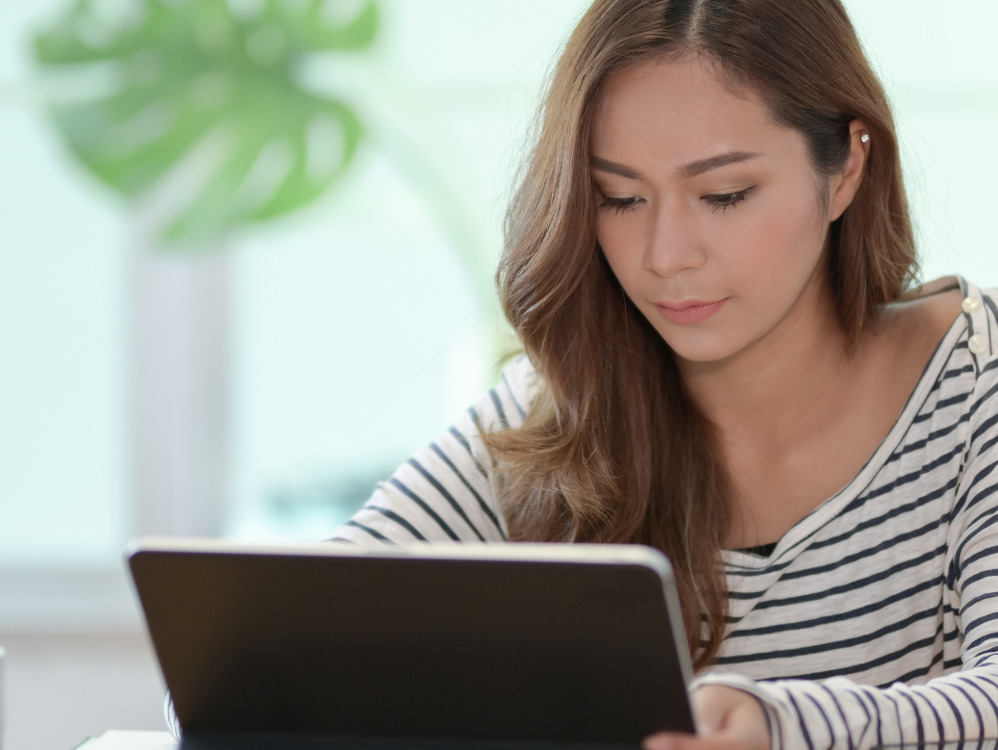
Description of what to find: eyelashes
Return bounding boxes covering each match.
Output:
[702,187,755,212]
[600,196,641,215]
[598,186,756,215]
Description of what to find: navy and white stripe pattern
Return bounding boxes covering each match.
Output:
[333,278,998,749]
[331,356,535,545]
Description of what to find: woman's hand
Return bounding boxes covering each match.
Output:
[643,684,772,750]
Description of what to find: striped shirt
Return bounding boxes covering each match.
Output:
[333,277,998,749]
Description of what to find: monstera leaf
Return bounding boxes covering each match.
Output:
[34,0,378,245]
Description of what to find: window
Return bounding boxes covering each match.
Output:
[0,0,591,628]
[2,0,996,630]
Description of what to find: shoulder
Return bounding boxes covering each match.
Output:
[909,279,998,455]
[952,281,998,436]
[499,353,542,401]
[328,356,544,545]
[927,277,998,374]
[468,354,543,433]
[864,278,998,462]
[888,276,998,370]
[891,275,963,345]
[956,279,998,369]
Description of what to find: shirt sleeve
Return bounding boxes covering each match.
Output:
[328,355,538,545]
[696,349,998,750]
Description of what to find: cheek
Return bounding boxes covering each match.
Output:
[724,193,827,274]
[596,219,638,279]
[596,214,648,276]
[596,214,623,252]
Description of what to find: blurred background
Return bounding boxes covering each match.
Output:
[0,1,996,748]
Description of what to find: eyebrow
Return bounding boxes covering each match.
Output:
[590,156,642,179]
[591,151,761,180]
[683,151,760,177]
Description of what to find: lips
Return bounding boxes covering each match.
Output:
[655,298,729,325]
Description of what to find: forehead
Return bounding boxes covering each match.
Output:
[590,56,805,168]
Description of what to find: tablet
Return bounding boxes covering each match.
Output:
[127,539,695,748]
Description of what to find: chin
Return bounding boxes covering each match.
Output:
[662,337,741,366]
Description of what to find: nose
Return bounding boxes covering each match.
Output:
[643,201,707,278]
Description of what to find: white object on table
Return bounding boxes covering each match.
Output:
[73,730,178,750]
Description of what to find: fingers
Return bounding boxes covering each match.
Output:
[643,731,755,750]
[692,684,741,733]
[641,685,772,750]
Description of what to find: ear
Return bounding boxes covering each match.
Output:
[827,119,870,222]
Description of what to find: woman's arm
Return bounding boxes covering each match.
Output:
[329,355,537,545]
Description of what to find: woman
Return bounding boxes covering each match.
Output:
[333,1,998,747]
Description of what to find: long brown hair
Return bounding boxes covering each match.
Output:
[486,0,917,670]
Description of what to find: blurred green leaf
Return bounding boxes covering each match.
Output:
[33,0,379,246]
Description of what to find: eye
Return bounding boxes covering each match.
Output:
[599,195,643,215]
[702,186,755,213]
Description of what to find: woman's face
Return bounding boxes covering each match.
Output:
[591,57,849,370]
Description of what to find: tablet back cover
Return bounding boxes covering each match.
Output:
[129,542,694,744]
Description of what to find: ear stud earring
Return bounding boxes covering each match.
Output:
[860,132,871,143]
